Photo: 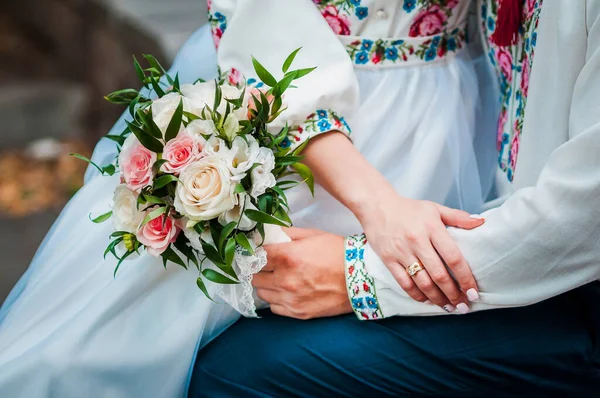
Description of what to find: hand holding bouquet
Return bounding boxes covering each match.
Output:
[76,50,315,297]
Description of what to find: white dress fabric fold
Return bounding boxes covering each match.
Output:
[0,1,498,396]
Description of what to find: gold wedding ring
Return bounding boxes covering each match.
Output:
[407,261,424,277]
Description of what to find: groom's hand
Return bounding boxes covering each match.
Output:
[252,228,353,320]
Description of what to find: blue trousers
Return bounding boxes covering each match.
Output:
[189,283,600,397]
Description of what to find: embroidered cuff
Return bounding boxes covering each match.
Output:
[345,234,384,320]
[283,109,351,152]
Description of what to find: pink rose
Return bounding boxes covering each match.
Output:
[321,5,351,36]
[228,68,242,87]
[119,135,157,192]
[246,87,275,119]
[521,55,530,98]
[509,131,520,170]
[496,47,513,82]
[409,6,448,37]
[136,212,180,256]
[161,131,203,175]
[497,109,508,150]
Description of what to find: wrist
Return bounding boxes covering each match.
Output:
[348,183,400,226]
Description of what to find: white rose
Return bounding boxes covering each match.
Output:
[111,184,144,233]
[151,92,189,134]
[221,84,248,121]
[250,147,277,198]
[182,81,248,121]
[218,193,257,231]
[174,156,236,221]
[186,119,217,144]
[204,135,259,180]
[182,220,213,252]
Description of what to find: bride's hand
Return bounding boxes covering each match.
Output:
[357,193,484,312]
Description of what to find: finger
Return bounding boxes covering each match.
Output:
[252,271,276,289]
[431,227,479,303]
[385,261,429,303]
[416,243,468,308]
[255,288,279,304]
[283,227,326,240]
[263,242,293,271]
[270,304,291,318]
[436,204,484,230]
[404,256,454,311]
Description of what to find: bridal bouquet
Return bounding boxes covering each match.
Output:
[75,51,314,297]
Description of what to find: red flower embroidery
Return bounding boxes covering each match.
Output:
[228,68,241,87]
[321,5,351,36]
[409,6,448,37]
[348,265,355,275]
[363,282,370,292]
[520,54,530,98]
[212,27,223,48]
[510,126,520,170]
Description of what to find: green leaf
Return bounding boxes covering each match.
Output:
[141,107,163,139]
[126,120,164,153]
[164,99,184,142]
[224,237,236,268]
[213,82,222,114]
[201,239,225,266]
[103,134,127,146]
[183,111,200,122]
[234,183,246,194]
[114,250,134,277]
[102,164,116,176]
[291,163,314,196]
[153,174,179,190]
[245,209,290,227]
[90,210,112,223]
[104,88,139,105]
[173,73,181,92]
[161,246,187,269]
[282,47,302,73]
[219,222,237,252]
[174,236,199,268]
[196,277,214,301]
[141,206,166,226]
[150,77,165,97]
[234,233,254,255]
[152,159,169,175]
[104,237,123,259]
[143,54,166,74]
[251,57,278,87]
[274,205,292,225]
[292,67,317,80]
[70,153,103,174]
[133,55,147,87]
[202,269,239,284]
[140,194,166,205]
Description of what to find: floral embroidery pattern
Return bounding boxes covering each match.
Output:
[345,234,383,321]
[483,0,543,181]
[283,109,351,149]
[207,1,227,48]
[313,0,369,35]
[407,0,460,37]
[345,27,465,66]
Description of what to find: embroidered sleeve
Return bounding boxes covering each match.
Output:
[345,234,384,320]
[283,109,351,152]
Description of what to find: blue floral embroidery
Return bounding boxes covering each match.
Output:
[487,16,496,32]
[279,137,292,148]
[285,109,352,151]
[361,40,374,51]
[345,234,384,320]
[403,0,417,13]
[316,109,328,118]
[355,51,369,64]
[355,6,368,20]
[424,48,437,61]
[318,119,333,131]
[385,47,399,61]
[349,0,361,6]
[346,248,358,261]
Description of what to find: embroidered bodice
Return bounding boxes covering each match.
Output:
[209,0,472,66]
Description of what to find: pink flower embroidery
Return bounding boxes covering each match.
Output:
[525,0,537,19]
[228,67,241,87]
[408,6,448,37]
[212,27,223,48]
[497,109,508,150]
[321,5,351,36]
[496,46,513,82]
[521,55,530,98]
[509,130,520,170]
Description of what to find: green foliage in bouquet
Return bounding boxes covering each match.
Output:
[74,51,316,298]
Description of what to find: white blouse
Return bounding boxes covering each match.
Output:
[355,0,600,318]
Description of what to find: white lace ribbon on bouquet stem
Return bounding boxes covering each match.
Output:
[215,225,290,318]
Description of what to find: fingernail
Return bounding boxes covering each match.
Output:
[457,303,470,314]
[466,288,480,302]
[425,300,433,305]
[470,214,485,220]
[443,304,455,313]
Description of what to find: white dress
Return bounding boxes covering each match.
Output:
[0,1,497,397]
